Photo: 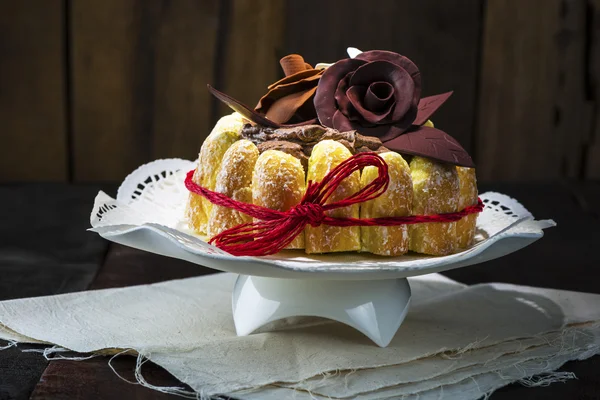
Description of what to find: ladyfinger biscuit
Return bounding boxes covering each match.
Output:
[456,166,478,248]
[252,150,306,249]
[305,140,360,253]
[207,140,259,237]
[409,156,460,255]
[186,113,245,234]
[360,152,413,256]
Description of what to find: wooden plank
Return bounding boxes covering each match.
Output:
[586,0,600,179]
[71,0,219,182]
[588,143,600,179]
[30,244,220,400]
[89,244,218,290]
[0,345,49,400]
[284,0,483,155]
[445,182,600,293]
[216,0,286,119]
[0,184,113,301]
[30,356,183,400]
[476,0,593,181]
[0,1,67,182]
[555,0,594,178]
[0,183,114,400]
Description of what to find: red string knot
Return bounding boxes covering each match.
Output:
[290,203,325,227]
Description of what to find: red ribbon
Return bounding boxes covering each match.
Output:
[185,152,484,256]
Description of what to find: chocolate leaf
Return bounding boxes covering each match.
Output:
[207,85,280,128]
[382,126,474,167]
[413,92,453,126]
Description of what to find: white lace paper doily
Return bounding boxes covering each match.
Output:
[89,159,555,280]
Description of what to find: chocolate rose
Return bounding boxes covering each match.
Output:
[314,50,422,142]
[255,54,324,125]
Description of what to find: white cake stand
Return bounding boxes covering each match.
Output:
[232,275,411,347]
[89,158,555,347]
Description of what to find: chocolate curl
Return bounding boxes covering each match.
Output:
[280,54,311,77]
[264,87,317,125]
[184,152,484,256]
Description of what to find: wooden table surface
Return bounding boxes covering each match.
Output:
[1,182,599,400]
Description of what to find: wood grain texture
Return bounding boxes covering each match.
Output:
[445,182,600,293]
[554,0,594,178]
[71,0,219,182]
[476,0,595,181]
[0,345,50,400]
[0,184,113,301]
[216,0,286,119]
[30,243,220,400]
[284,0,483,156]
[0,183,113,400]
[587,0,600,179]
[0,1,67,182]
[30,357,185,400]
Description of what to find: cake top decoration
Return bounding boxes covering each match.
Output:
[208,47,474,168]
[255,54,324,125]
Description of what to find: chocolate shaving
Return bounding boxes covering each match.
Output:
[241,124,387,171]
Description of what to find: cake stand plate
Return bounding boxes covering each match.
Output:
[233,275,411,347]
[89,159,555,347]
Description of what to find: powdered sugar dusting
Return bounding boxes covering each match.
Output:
[456,166,479,248]
[252,150,306,249]
[305,141,360,253]
[360,152,413,256]
[208,140,259,237]
[186,122,479,256]
[409,156,460,255]
[186,113,245,234]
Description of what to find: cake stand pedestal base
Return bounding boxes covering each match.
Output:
[232,275,411,347]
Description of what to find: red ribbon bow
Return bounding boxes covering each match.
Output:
[185,152,484,256]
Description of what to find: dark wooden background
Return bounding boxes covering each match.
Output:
[1,0,599,183]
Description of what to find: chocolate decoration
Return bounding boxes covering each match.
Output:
[280,54,311,76]
[208,49,473,168]
[266,69,321,90]
[264,87,317,124]
[383,126,474,168]
[240,124,387,171]
[315,58,367,127]
[208,85,318,128]
[355,50,422,99]
[255,55,324,124]
[208,85,279,128]
[354,51,421,110]
[314,51,421,142]
[414,92,453,126]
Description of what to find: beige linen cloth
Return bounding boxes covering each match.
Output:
[1,272,599,399]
